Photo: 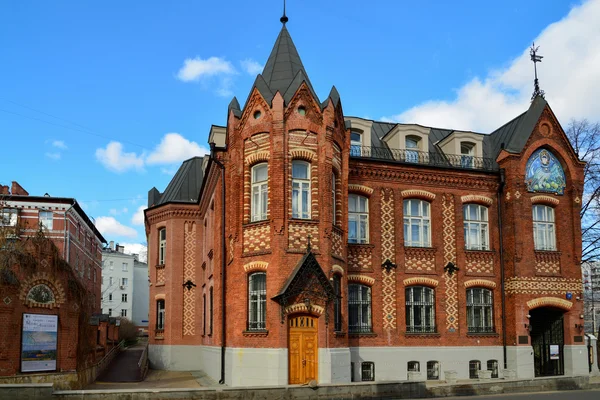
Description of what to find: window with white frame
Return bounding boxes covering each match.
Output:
[463,204,489,250]
[292,161,311,219]
[109,261,114,270]
[533,205,556,250]
[122,293,128,303]
[122,262,128,272]
[348,194,369,244]
[248,272,266,330]
[108,308,112,316]
[159,228,166,265]
[348,284,372,333]
[0,208,18,227]
[121,278,128,286]
[404,199,431,247]
[466,288,494,333]
[350,132,362,156]
[405,136,420,163]
[461,142,475,168]
[332,172,337,224]
[156,300,165,330]
[39,211,53,230]
[251,163,268,222]
[405,286,435,333]
[121,309,127,317]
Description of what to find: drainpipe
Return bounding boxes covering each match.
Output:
[497,169,507,369]
[209,143,227,385]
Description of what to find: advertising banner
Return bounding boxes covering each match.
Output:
[21,314,58,372]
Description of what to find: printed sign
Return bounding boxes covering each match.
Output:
[549,344,560,360]
[21,314,58,372]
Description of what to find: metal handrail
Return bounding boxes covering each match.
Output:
[350,146,498,172]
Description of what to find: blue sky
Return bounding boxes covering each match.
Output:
[2,0,599,257]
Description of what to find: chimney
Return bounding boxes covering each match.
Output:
[116,244,124,253]
[0,185,9,195]
[11,181,29,196]
[109,241,115,250]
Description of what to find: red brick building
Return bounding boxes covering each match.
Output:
[145,20,588,386]
[0,181,107,382]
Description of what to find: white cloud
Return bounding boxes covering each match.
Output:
[95,141,145,173]
[52,140,67,149]
[176,56,236,82]
[94,216,138,238]
[131,205,146,226]
[109,207,129,216]
[118,243,148,263]
[241,58,263,75]
[45,152,61,160]
[384,0,600,132]
[146,133,209,165]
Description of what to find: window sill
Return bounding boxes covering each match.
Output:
[464,249,494,253]
[289,218,318,224]
[348,332,377,337]
[404,332,440,337]
[404,246,436,251]
[334,331,346,337]
[242,330,269,337]
[155,283,165,287]
[156,264,165,269]
[245,219,269,227]
[467,332,499,337]
[534,249,560,254]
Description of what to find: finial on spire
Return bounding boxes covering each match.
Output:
[280,0,289,24]
[530,42,545,101]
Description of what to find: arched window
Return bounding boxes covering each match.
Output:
[348,194,369,244]
[292,161,311,219]
[533,205,556,250]
[405,136,420,163]
[348,284,371,333]
[405,286,435,333]
[404,199,431,247]
[463,204,489,250]
[156,299,165,330]
[251,163,268,222]
[333,274,342,332]
[350,131,362,156]
[158,228,166,265]
[248,272,266,331]
[469,360,481,379]
[466,288,494,333]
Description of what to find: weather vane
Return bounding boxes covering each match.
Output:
[280,0,288,24]
[530,42,545,101]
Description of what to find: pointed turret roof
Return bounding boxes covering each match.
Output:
[254,25,319,106]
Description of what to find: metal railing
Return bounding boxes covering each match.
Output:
[350,146,498,172]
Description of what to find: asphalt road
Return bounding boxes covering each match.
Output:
[405,389,600,400]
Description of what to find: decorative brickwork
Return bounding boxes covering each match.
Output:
[243,222,271,254]
[442,194,459,331]
[156,265,165,285]
[380,188,396,329]
[288,221,319,251]
[347,274,375,286]
[464,279,496,289]
[183,221,196,336]
[401,189,436,201]
[465,251,494,275]
[331,265,344,275]
[403,277,439,288]
[348,184,373,196]
[284,303,324,316]
[530,195,559,206]
[505,277,582,294]
[526,297,573,311]
[243,261,268,273]
[535,251,561,275]
[19,273,66,309]
[404,247,436,273]
[244,150,270,166]
[460,195,493,206]
[289,148,316,162]
[331,226,343,258]
[348,245,373,270]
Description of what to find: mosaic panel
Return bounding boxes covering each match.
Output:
[243,223,271,254]
[348,245,373,270]
[183,222,196,336]
[442,194,459,331]
[535,251,561,275]
[505,277,582,295]
[288,222,320,251]
[465,251,494,275]
[331,227,343,258]
[380,188,396,329]
[404,247,436,273]
[525,148,566,195]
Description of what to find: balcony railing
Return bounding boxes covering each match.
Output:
[350,146,498,172]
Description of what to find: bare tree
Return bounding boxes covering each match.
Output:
[566,119,600,264]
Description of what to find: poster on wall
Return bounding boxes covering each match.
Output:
[549,344,560,360]
[21,314,58,372]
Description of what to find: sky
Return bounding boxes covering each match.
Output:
[2,0,600,259]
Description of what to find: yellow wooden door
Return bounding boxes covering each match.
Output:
[288,315,318,384]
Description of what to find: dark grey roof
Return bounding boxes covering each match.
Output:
[228,97,242,118]
[251,25,319,106]
[150,156,205,206]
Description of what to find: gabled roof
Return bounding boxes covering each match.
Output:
[149,156,205,207]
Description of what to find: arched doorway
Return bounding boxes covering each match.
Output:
[530,307,564,377]
[288,314,318,384]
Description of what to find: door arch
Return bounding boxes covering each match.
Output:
[288,314,318,384]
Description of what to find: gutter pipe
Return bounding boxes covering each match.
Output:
[497,169,507,369]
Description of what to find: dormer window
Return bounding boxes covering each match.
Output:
[351,132,362,156]
[405,136,420,163]
[461,142,475,168]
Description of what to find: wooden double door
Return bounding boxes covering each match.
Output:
[288,315,318,384]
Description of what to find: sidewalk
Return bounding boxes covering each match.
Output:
[86,369,218,390]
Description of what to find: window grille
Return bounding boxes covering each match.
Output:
[156,300,165,330]
[405,286,436,333]
[463,204,489,250]
[487,360,499,378]
[403,199,431,247]
[333,275,342,332]
[248,272,266,330]
[408,361,420,372]
[292,161,311,219]
[348,284,371,333]
[361,362,375,381]
[427,361,439,380]
[251,163,268,222]
[469,360,481,379]
[467,288,494,333]
[532,205,556,250]
[348,194,369,244]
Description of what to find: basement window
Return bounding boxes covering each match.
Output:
[361,362,375,381]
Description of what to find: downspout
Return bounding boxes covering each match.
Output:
[497,169,507,369]
[209,143,227,385]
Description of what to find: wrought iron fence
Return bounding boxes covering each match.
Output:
[350,146,498,172]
